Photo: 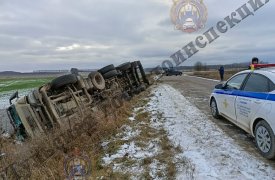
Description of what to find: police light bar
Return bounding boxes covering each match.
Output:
[250,64,275,70]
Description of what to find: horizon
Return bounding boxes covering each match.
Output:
[0,0,274,71]
[0,61,255,73]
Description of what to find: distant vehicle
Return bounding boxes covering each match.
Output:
[210,64,275,159]
[165,69,183,76]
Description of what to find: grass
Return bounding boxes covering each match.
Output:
[0,86,186,179]
[192,69,246,81]
[0,77,55,93]
[93,91,179,179]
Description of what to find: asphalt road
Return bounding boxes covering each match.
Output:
[161,75,275,168]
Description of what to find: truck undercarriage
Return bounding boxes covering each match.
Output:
[6,61,150,140]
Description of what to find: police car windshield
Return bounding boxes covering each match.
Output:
[226,73,247,90]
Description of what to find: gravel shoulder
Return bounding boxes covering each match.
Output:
[150,84,275,179]
[161,75,275,169]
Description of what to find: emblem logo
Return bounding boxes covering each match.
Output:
[223,99,228,109]
[64,147,91,179]
[170,0,208,33]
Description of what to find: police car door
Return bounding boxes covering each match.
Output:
[219,73,248,121]
[236,73,270,130]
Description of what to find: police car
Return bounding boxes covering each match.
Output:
[210,64,275,159]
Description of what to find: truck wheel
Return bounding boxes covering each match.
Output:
[131,61,138,67]
[255,120,275,159]
[98,64,115,74]
[117,62,131,71]
[89,72,105,90]
[51,74,77,90]
[103,70,119,79]
[27,91,38,104]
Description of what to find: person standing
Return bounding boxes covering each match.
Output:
[251,57,259,64]
[219,66,224,82]
[249,57,259,70]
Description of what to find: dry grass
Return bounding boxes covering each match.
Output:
[0,92,145,179]
[0,87,188,179]
[192,69,245,81]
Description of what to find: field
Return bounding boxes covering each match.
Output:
[191,69,246,81]
[0,76,56,109]
[0,77,54,93]
[1,74,275,179]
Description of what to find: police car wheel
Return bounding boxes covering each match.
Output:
[255,121,275,159]
[210,98,220,119]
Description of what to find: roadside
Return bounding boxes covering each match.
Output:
[2,78,275,179]
[100,83,275,179]
[161,75,275,168]
[190,69,244,81]
[99,86,188,179]
[151,84,275,179]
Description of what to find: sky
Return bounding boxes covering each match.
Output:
[0,0,274,72]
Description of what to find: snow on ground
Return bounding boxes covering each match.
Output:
[0,88,32,109]
[101,108,161,175]
[100,100,184,179]
[148,84,275,180]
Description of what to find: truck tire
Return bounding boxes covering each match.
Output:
[51,74,77,90]
[27,92,38,104]
[117,62,131,71]
[89,72,105,90]
[131,61,138,68]
[33,89,41,101]
[98,64,115,74]
[136,61,150,85]
[103,70,119,79]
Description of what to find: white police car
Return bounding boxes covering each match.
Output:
[210,64,275,159]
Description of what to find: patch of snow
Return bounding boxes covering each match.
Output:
[149,159,166,178]
[128,116,135,121]
[118,126,140,141]
[134,107,143,113]
[148,84,275,180]
[101,142,110,150]
[103,141,159,165]
[0,88,32,109]
[1,133,11,138]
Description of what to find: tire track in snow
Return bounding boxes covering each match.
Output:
[148,84,275,180]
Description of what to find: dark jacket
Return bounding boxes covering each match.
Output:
[219,67,224,74]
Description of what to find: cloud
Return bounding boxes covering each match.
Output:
[0,0,273,71]
[56,43,111,51]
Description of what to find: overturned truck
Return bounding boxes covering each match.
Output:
[6,61,149,140]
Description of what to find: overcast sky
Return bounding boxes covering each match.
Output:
[0,0,274,72]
